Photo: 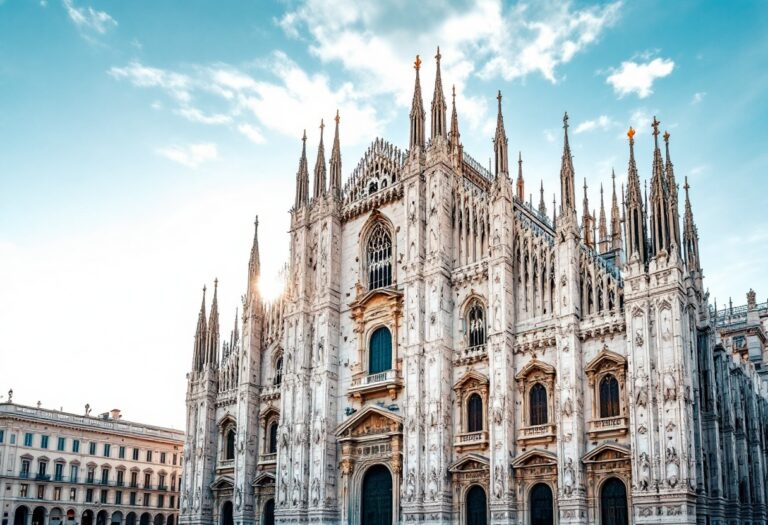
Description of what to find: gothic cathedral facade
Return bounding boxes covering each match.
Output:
[179,51,768,525]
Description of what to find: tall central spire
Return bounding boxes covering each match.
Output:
[313,119,326,199]
[559,112,576,215]
[649,116,670,256]
[294,130,309,209]
[430,47,447,140]
[625,126,647,264]
[329,110,342,197]
[409,55,425,152]
[493,90,508,176]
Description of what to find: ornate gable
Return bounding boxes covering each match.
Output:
[453,369,489,391]
[511,449,558,469]
[448,453,490,474]
[582,443,630,464]
[210,476,234,491]
[514,358,556,382]
[585,345,626,383]
[335,405,403,441]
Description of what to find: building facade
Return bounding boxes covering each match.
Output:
[0,402,184,525]
[180,50,768,525]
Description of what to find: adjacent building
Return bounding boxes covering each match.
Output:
[0,401,184,525]
[180,49,768,525]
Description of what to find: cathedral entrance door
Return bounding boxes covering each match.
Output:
[465,485,487,525]
[600,478,628,525]
[361,465,392,525]
[220,501,233,525]
[262,499,274,525]
[529,483,553,525]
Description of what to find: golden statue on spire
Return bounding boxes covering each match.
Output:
[627,126,636,141]
[414,55,422,71]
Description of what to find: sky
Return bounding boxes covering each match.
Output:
[1,0,767,429]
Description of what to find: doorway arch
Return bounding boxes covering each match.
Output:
[31,508,46,525]
[82,510,94,525]
[262,499,274,525]
[361,465,392,525]
[600,478,628,525]
[529,483,553,525]
[220,501,233,525]
[465,485,487,525]
[13,506,29,525]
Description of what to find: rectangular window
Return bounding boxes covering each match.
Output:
[115,491,123,505]
[169,495,175,509]
[0,429,5,443]
[171,476,176,491]
[37,485,45,500]
[130,471,138,488]
[160,452,166,464]
[54,487,62,501]
[87,467,95,484]
[146,450,152,462]
[133,448,140,461]
[157,494,164,508]
[54,463,64,481]
[158,474,166,490]
[119,446,126,459]
[57,437,66,451]
[101,468,109,484]
[20,459,30,478]
[38,461,48,477]
[143,493,150,507]
[20,484,28,498]
[130,492,137,505]
[100,489,108,504]
[117,470,124,486]
[172,453,177,466]
[89,442,96,455]
[24,433,33,447]
[40,435,49,449]
[103,444,111,457]
[86,489,93,503]
[10,432,16,444]
[144,473,151,488]
[70,465,79,483]
[72,439,80,453]
[70,488,77,501]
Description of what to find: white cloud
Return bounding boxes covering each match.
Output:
[157,143,219,168]
[691,91,706,105]
[543,129,557,143]
[109,62,192,103]
[574,115,615,134]
[62,0,117,35]
[237,123,265,144]
[176,107,232,125]
[606,57,674,98]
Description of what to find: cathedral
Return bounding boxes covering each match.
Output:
[179,50,768,525]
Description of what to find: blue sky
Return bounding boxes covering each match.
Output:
[1,0,766,427]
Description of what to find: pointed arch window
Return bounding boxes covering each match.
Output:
[225,429,236,461]
[273,356,283,386]
[467,393,483,433]
[467,299,486,348]
[599,374,620,418]
[368,327,392,375]
[268,422,278,454]
[529,383,548,426]
[367,223,392,290]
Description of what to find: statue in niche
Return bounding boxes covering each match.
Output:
[193,487,200,511]
[408,198,416,224]
[291,475,301,506]
[635,370,649,407]
[405,469,416,502]
[638,452,651,491]
[311,477,319,505]
[493,465,504,499]
[634,328,644,347]
[562,391,573,417]
[492,394,504,425]
[427,468,438,500]
[663,372,677,403]
[235,486,242,510]
[562,458,575,496]
[666,447,680,488]
[316,336,325,364]
[181,489,189,512]
[493,292,501,331]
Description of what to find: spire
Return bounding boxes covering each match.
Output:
[610,169,622,251]
[538,180,547,216]
[329,110,342,196]
[664,130,680,249]
[294,131,309,209]
[625,126,647,265]
[249,216,260,280]
[430,47,447,140]
[449,85,463,164]
[313,119,326,199]
[193,285,207,372]
[493,91,509,176]
[409,55,425,152]
[582,178,593,247]
[559,112,576,215]
[231,308,239,352]
[598,183,608,253]
[552,193,557,225]
[649,116,670,256]
[683,176,700,272]
[515,152,524,200]
[206,279,220,368]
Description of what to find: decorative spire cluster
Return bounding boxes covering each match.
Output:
[329,110,342,196]
[430,47,447,140]
[649,116,672,256]
[409,54,425,151]
[449,85,463,167]
[664,131,680,248]
[683,176,700,272]
[610,169,622,251]
[598,183,608,253]
[493,91,509,176]
[313,119,326,199]
[560,112,576,215]
[294,131,309,209]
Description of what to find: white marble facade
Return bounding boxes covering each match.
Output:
[179,51,768,525]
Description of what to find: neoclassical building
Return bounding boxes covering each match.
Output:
[179,50,768,525]
[0,401,184,525]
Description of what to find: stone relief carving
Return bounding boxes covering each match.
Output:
[634,329,644,347]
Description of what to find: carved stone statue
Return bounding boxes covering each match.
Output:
[666,447,680,488]
[311,477,319,505]
[427,468,438,500]
[405,468,416,502]
[493,464,504,499]
[635,371,648,407]
[291,475,301,506]
[638,452,651,491]
[563,457,575,496]
[663,372,677,403]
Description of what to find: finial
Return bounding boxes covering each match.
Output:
[335,109,340,124]
[627,126,635,142]
[518,151,522,164]
[452,84,456,99]
[435,46,441,62]
[497,90,502,109]
[652,116,660,139]
[563,111,569,129]
[684,175,690,194]
[254,215,259,228]
[302,129,307,142]
[663,130,670,143]
[320,119,325,132]
[414,55,422,71]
